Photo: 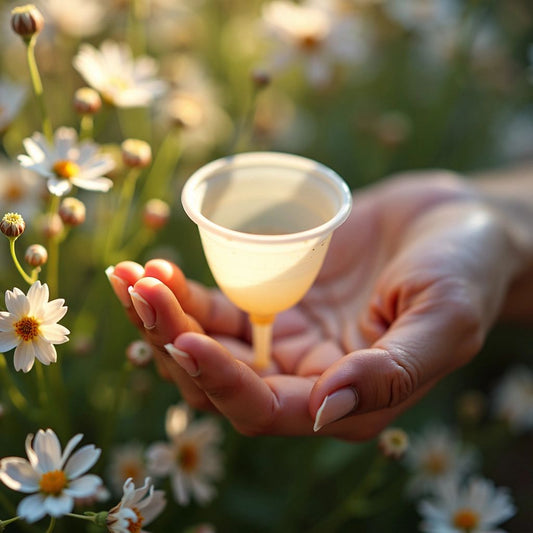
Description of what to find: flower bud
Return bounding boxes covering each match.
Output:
[73,87,102,115]
[59,197,86,226]
[121,139,152,168]
[24,244,48,267]
[126,340,153,367]
[37,212,64,239]
[143,199,170,230]
[378,427,409,460]
[10,4,44,40]
[1,212,25,238]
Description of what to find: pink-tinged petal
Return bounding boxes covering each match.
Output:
[14,342,36,373]
[5,288,29,316]
[64,445,101,478]
[33,338,57,365]
[146,443,174,476]
[171,471,190,505]
[60,434,83,468]
[0,331,18,351]
[47,178,72,196]
[25,433,39,470]
[17,493,47,523]
[141,489,166,526]
[39,324,70,343]
[64,474,102,497]
[0,457,39,492]
[43,492,73,517]
[71,176,113,192]
[33,429,62,472]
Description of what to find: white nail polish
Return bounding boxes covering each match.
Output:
[313,387,358,432]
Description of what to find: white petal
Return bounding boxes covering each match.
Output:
[64,474,102,497]
[5,288,29,316]
[140,489,166,526]
[171,472,190,505]
[33,429,62,472]
[0,331,19,352]
[64,445,101,478]
[146,443,174,476]
[47,178,72,196]
[71,176,113,192]
[33,338,57,365]
[0,457,39,492]
[22,134,49,163]
[17,493,47,523]
[59,434,84,467]
[27,281,48,314]
[14,342,36,373]
[42,299,68,323]
[39,324,70,343]
[43,493,73,517]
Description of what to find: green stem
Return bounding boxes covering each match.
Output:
[140,129,181,204]
[0,353,29,415]
[44,517,55,533]
[25,36,53,142]
[8,238,33,286]
[45,195,61,299]
[128,0,147,56]
[34,362,49,412]
[79,115,94,141]
[0,516,21,528]
[228,84,261,154]
[104,168,141,264]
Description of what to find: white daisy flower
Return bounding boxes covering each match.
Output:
[0,281,69,373]
[492,365,533,433]
[107,442,147,495]
[106,477,166,533]
[73,40,167,108]
[38,0,108,38]
[404,424,478,497]
[261,0,368,87]
[0,77,27,133]
[418,476,516,533]
[0,428,102,523]
[146,403,223,505]
[18,127,114,197]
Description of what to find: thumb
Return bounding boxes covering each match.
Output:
[309,299,483,432]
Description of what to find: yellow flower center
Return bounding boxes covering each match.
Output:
[178,443,199,473]
[52,159,80,179]
[298,33,322,51]
[39,470,67,495]
[452,508,480,531]
[120,461,142,482]
[14,316,40,342]
[423,452,448,475]
[127,507,144,533]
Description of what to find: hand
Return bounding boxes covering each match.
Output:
[107,171,520,441]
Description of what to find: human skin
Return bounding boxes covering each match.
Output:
[107,165,533,441]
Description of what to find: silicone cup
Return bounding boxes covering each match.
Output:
[181,151,352,369]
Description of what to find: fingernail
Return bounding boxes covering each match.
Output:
[313,387,358,432]
[129,288,156,329]
[105,266,132,308]
[165,343,200,377]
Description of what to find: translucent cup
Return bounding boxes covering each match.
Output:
[181,151,352,368]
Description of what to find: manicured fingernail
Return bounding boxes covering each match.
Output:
[105,266,132,308]
[165,343,200,377]
[129,288,156,329]
[313,387,358,432]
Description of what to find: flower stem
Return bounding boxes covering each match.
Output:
[8,238,33,286]
[0,353,29,415]
[25,35,53,142]
[79,114,94,141]
[45,195,61,299]
[44,517,55,533]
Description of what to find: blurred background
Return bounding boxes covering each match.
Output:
[1,0,533,531]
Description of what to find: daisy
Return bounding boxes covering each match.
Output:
[107,442,148,495]
[146,403,223,505]
[18,127,114,196]
[0,428,102,523]
[0,281,69,373]
[404,424,478,497]
[106,477,166,533]
[73,40,167,108]
[378,427,409,460]
[492,365,533,433]
[418,476,516,533]
[0,77,27,133]
[38,0,108,38]
[260,0,368,87]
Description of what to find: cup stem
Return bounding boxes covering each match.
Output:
[250,314,275,369]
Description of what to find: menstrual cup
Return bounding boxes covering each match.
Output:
[181,151,352,369]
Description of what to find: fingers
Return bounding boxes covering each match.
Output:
[166,332,319,436]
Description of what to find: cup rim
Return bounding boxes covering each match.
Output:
[181,151,353,244]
